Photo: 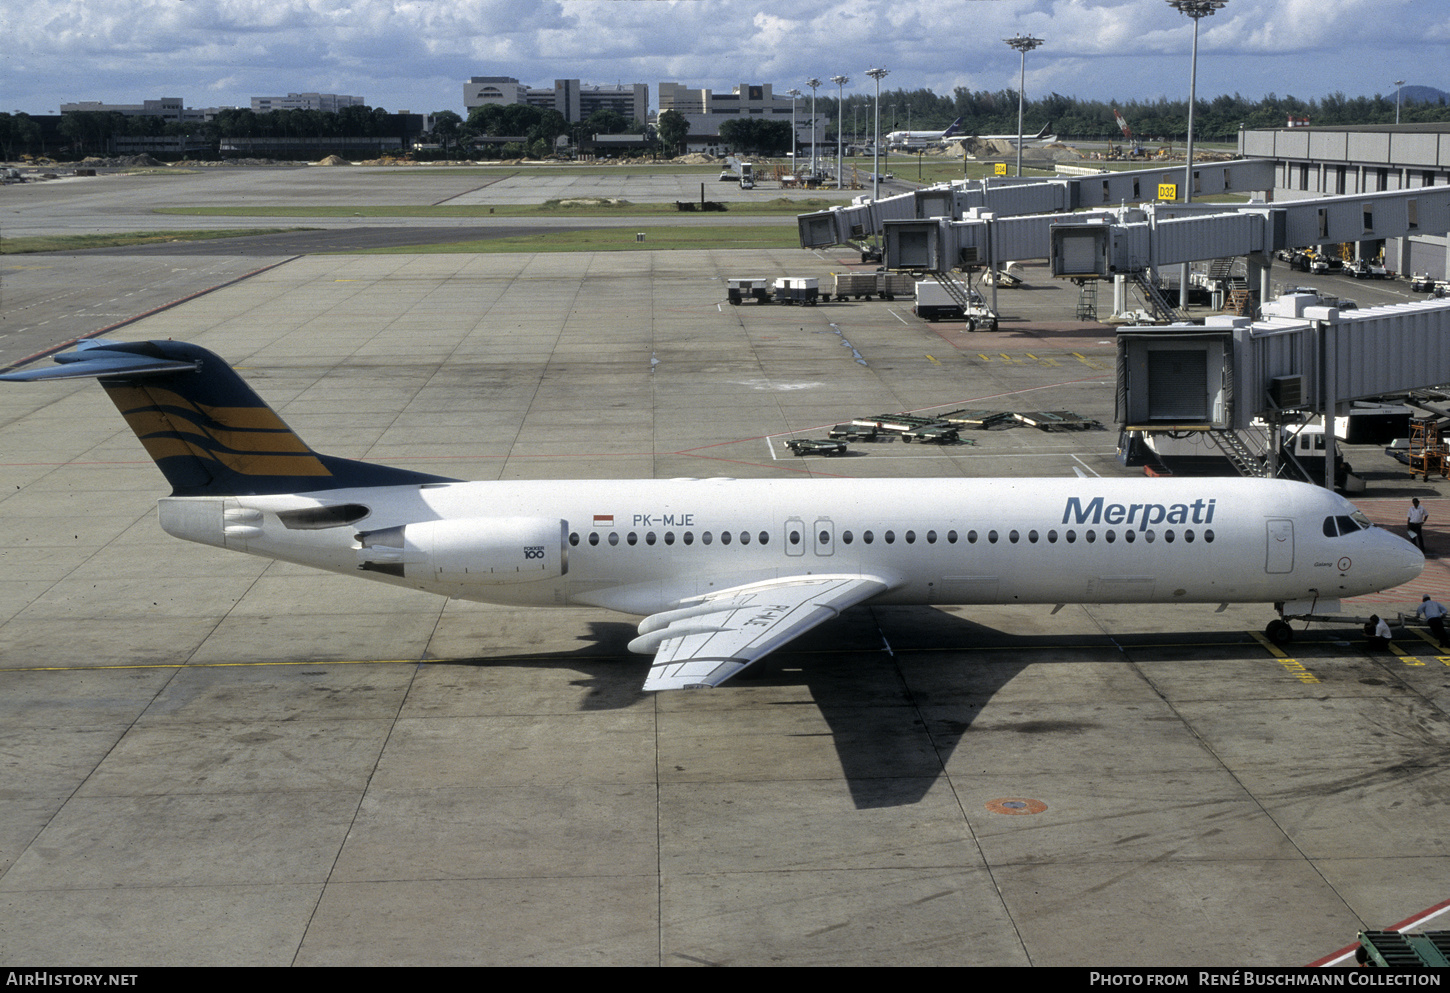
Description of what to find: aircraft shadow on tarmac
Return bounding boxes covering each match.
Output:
[426,600,1414,809]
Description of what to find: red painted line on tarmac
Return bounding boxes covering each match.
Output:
[1306,897,1450,967]
[0,256,302,374]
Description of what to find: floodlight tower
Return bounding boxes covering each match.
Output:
[787,88,801,165]
[1395,79,1406,124]
[1004,33,1044,177]
[1167,0,1228,204]
[831,74,849,188]
[806,78,822,178]
[1168,0,1228,310]
[866,67,889,201]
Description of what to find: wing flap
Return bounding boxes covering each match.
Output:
[635,574,893,691]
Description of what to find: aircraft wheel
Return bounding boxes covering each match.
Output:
[1265,619,1294,645]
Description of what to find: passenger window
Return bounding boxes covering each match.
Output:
[1009,530,1020,543]
[1048,530,1058,543]
[1065,530,1076,543]
[703,532,713,545]
[589,532,600,546]
[684,532,694,546]
[1164,530,1174,543]
[1086,530,1096,543]
[927,530,937,543]
[569,532,580,546]
[843,530,853,544]
[664,532,675,545]
[1028,530,1039,543]
[608,532,619,546]
[864,530,874,544]
[885,530,895,544]
[790,530,801,545]
[1204,529,1214,543]
[967,530,977,543]
[1144,530,1155,543]
[1125,530,1136,543]
[988,530,998,544]
[721,531,731,545]
[646,532,657,545]
[759,531,768,545]
[740,531,751,545]
[905,530,916,544]
[947,530,958,543]
[1105,530,1116,543]
[1184,530,1194,543]
[819,531,829,545]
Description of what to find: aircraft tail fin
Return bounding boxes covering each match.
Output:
[1,339,457,497]
[943,117,963,138]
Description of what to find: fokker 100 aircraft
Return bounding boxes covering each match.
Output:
[3,340,1424,690]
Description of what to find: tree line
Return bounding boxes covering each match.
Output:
[821,87,1450,142]
[6,88,1447,161]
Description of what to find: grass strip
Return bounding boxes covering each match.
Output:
[333,223,802,254]
[0,228,314,254]
[156,197,844,219]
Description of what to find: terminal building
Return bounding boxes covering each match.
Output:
[463,76,648,125]
[462,76,824,150]
[1240,122,1450,280]
[250,93,366,114]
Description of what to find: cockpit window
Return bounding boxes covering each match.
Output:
[1324,513,1372,538]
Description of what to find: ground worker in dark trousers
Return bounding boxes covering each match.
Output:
[1408,498,1428,552]
[1417,595,1448,648]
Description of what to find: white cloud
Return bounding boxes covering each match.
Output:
[3,0,1444,115]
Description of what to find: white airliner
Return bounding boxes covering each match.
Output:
[3,340,1424,690]
[945,123,1058,147]
[885,117,964,149]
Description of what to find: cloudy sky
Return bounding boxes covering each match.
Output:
[4,0,1447,117]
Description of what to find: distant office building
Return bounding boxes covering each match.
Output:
[656,82,823,150]
[464,76,647,125]
[59,97,237,124]
[464,77,528,109]
[61,97,189,121]
[251,93,366,113]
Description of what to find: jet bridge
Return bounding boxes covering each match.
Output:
[797,159,1277,250]
[1116,295,1450,488]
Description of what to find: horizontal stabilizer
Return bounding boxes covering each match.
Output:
[1,340,201,381]
[3,339,458,497]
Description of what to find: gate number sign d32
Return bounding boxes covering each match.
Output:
[1158,182,1178,201]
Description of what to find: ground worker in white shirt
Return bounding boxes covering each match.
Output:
[1407,497,1428,553]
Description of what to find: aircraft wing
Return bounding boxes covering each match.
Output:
[630,574,894,691]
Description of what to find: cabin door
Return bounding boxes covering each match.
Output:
[1266,519,1295,573]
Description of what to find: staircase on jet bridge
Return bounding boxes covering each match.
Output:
[1130,270,1189,323]
[1207,428,1317,483]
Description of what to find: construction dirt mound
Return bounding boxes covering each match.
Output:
[315,154,352,166]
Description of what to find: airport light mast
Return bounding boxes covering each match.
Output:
[806,78,822,178]
[1395,79,1406,124]
[1004,33,1044,178]
[787,88,801,166]
[1167,0,1227,204]
[866,67,889,202]
[831,74,849,189]
[1167,0,1228,309]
